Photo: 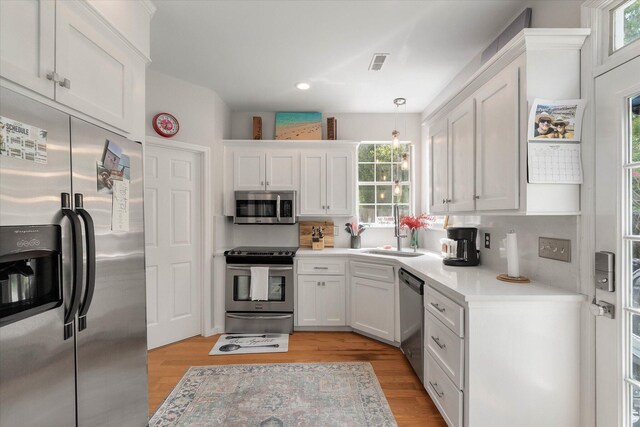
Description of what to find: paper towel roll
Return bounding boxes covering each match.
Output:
[506,231,519,278]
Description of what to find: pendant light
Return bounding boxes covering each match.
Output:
[401,153,409,170]
[392,97,406,148]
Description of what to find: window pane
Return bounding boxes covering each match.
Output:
[358,144,375,162]
[633,95,640,162]
[359,205,375,223]
[632,313,640,381]
[632,241,640,308]
[398,204,410,217]
[376,164,392,182]
[359,185,375,203]
[612,0,640,51]
[359,164,374,182]
[396,185,410,204]
[377,185,392,203]
[397,167,410,182]
[630,382,640,426]
[632,169,640,235]
[377,205,393,224]
[376,144,392,162]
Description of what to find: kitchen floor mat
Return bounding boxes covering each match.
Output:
[208,333,289,355]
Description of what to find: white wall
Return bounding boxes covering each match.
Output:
[229,111,423,249]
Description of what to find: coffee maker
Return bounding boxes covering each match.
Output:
[442,227,480,266]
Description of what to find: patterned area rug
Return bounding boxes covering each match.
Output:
[149,362,397,426]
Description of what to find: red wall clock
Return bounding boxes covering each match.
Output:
[152,112,180,138]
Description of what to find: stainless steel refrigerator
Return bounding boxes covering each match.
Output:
[0,88,148,426]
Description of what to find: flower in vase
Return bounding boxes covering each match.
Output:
[399,214,435,231]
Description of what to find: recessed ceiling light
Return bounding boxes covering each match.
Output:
[296,82,310,90]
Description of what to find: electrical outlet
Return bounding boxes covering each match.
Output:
[538,237,571,262]
[484,233,491,249]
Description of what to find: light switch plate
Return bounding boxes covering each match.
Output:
[538,237,571,262]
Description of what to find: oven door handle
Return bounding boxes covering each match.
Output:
[226,265,293,271]
[226,313,293,320]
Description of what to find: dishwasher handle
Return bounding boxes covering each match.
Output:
[399,268,424,295]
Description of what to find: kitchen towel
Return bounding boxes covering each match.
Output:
[250,267,269,301]
[506,231,519,277]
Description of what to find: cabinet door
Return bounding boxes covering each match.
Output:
[350,277,394,341]
[448,98,476,212]
[322,276,346,326]
[474,64,520,211]
[297,275,322,326]
[266,150,299,191]
[0,0,55,98]
[300,151,326,215]
[233,150,266,190]
[55,1,134,132]
[429,120,449,213]
[326,150,354,216]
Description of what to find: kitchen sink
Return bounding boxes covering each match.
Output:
[363,249,424,258]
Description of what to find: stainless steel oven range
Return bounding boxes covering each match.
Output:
[224,246,298,334]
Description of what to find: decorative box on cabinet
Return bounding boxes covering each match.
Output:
[425,29,589,215]
[0,0,147,134]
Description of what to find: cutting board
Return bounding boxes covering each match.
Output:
[299,221,334,248]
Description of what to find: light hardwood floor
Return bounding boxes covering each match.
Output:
[148,331,446,426]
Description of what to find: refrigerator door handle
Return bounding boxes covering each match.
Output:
[74,193,96,331]
[61,193,83,339]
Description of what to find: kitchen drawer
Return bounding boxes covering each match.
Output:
[350,261,394,282]
[297,258,345,275]
[425,286,464,337]
[425,352,463,427]
[425,311,464,389]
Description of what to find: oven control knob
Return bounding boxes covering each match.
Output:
[278,251,284,255]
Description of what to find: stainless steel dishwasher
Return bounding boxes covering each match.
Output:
[399,268,425,383]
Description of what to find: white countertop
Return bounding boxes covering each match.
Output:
[296,248,585,304]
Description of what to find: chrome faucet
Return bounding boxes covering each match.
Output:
[393,204,406,251]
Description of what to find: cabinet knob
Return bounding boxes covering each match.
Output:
[327,206,330,210]
[261,181,264,186]
[474,195,480,200]
[322,205,325,209]
[442,199,446,204]
[445,198,452,203]
[266,181,270,186]
[59,78,71,89]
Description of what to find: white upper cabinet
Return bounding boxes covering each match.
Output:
[55,1,134,133]
[0,0,55,98]
[300,151,326,215]
[224,140,357,217]
[266,151,299,191]
[234,151,266,190]
[474,64,519,211]
[326,151,354,215]
[0,0,150,135]
[234,150,299,191]
[425,29,589,215]
[300,150,355,216]
[429,120,449,214]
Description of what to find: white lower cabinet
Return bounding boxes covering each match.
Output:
[424,284,582,427]
[350,276,394,341]
[297,275,345,326]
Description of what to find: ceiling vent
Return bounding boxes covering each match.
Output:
[368,53,389,71]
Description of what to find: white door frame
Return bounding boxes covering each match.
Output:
[144,135,214,337]
[581,2,640,426]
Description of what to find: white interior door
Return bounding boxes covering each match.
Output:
[145,143,202,349]
[595,55,640,427]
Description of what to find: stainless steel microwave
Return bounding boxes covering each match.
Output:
[233,191,297,224]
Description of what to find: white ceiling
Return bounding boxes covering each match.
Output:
[150,1,529,113]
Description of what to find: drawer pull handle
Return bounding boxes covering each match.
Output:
[313,267,329,270]
[429,381,444,398]
[431,336,446,349]
[430,302,446,313]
